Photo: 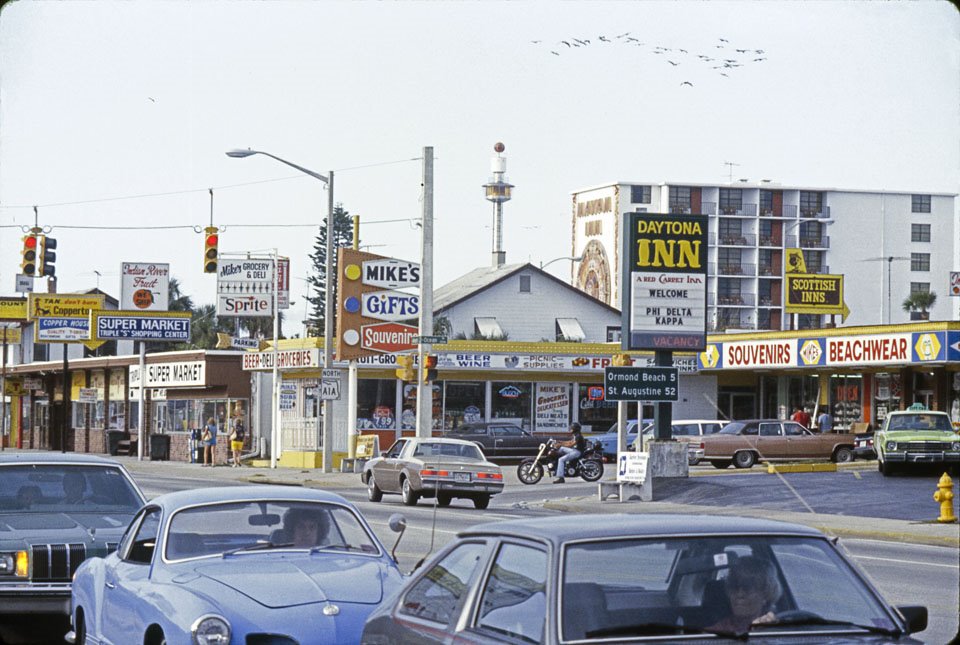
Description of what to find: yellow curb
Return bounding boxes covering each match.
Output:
[766,463,838,474]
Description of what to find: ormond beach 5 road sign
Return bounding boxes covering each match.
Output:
[604,366,680,402]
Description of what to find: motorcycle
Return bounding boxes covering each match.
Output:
[516,438,604,484]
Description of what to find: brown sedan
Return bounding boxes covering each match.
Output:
[701,419,857,469]
[362,437,504,509]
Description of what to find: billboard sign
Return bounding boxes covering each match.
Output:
[362,258,420,289]
[35,318,91,342]
[94,310,191,342]
[361,321,418,353]
[0,298,28,322]
[784,273,845,314]
[361,290,420,321]
[120,262,170,311]
[217,258,275,317]
[621,213,708,351]
[28,293,104,320]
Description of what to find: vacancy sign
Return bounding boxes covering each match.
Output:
[622,213,708,351]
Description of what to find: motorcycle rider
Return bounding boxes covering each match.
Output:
[554,422,586,483]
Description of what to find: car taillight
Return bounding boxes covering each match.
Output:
[477,472,503,480]
[420,469,450,477]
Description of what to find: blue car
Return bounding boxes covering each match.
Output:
[597,420,651,461]
[69,486,405,645]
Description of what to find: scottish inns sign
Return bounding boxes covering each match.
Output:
[622,213,708,351]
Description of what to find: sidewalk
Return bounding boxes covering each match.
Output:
[100,454,960,549]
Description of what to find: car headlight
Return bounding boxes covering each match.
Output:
[952,442,960,451]
[192,614,231,645]
[885,441,897,451]
[0,551,28,577]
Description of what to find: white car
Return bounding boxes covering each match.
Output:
[635,419,728,464]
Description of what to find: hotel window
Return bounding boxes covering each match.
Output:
[802,251,824,273]
[630,185,651,203]
[719,188,743,213]
[799,191,823,215]
[910,282,930,294]
[718,218,743,239]
[606,326,622,342]
[759,190,774,214]
[910,253,930,272]
[911,195,931,213]
[911,224,931,242]
[519,275,531,293]
[669,186,692,213]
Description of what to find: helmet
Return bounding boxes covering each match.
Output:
[570,422,582,432]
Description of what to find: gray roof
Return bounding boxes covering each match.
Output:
[148,485,352,512]
[433,262,619,314]
[0,452,124,466]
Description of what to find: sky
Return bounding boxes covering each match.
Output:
[1,1,957,329]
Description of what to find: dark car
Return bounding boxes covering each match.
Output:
[447,422,557,458]
[0,453,146,640]
[701,419,858,469]
[854,432,876,460]
[362,513,927,644]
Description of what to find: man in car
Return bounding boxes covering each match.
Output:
[553,422,586,484]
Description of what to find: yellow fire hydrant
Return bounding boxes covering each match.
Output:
[933,472,956,523]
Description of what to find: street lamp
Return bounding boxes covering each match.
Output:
[540,251,586,271]
[227,148,336,473]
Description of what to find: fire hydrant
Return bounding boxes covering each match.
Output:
[933,472,956,523]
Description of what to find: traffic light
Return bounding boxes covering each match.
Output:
[20,234,38,276]
[422,355,438,382]
[395,354,416,382]
[611,353,633,366]
[203,226,219,273]
[37,236,56,277]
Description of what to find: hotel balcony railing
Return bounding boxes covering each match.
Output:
[714,293,756,306]
[710,318,756,332]
[757,235,782,247]
[758,264,781,277]
[757,295,781,306]
[669,205,692,214]
[782,204,798,218]
[800,205,831,219]
[717,203,758,217]
[709,262,756,276]
[711,232,756,247]
[800,235,830,249]
[701,201,717,216]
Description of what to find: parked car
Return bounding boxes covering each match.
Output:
[0,453,146,641]
[69,485,404,645]
[361,513,927,644]
[701,420,857,469]
[447,422,555,458]
[597,419,650,461]
[633,419,728,464]
[854,432,876,460]
[874,409,959,476]
[362,437,504,509]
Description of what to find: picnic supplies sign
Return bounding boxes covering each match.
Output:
[621,213,708,351]
[216,258,276,317]
[120,263,170,311]
[93,310,191,342]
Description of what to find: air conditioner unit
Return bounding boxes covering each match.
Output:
[635,208,647,213]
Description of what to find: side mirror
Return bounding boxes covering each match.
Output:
[388,513,407,564]
[896,605,927,634]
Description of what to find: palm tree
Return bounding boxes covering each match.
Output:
[902,291,938,320]
[167,277,194,312]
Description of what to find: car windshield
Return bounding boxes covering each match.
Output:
[165,500,380,560]
[413,442,484,460]
[562,535,896,640]
[1,464,143,514]
[887,414,953,432]
[719,422,747,435]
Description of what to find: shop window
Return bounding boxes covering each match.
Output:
[872,373,901,427]
[830,375,863,431]
[357,379,397,430]
[577,384,616,433]
[491,382,532,430]
[443,381,485,430]
[108,401,125,430]
[605,327,621,343]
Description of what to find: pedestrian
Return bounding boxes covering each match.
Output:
[230,416,246,467]
[817,410,832,433]
[553,422,586,484]
[202,416,218,466]
[790,407,811,429]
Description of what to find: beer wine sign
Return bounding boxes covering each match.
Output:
[621,213,708,351]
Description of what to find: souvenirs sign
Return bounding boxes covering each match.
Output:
[621,213,708,351]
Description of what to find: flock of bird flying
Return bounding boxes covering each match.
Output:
[531,33,767,86]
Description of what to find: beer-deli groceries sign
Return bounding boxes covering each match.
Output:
[120,262,170,311]
[242,348,320,371]
[337,247,421,360]
[622,213,708,351]
[217,259,275,317]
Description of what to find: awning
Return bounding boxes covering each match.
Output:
[556,318,586,342]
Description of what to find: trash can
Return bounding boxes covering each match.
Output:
[107,431,126,456]
[149,434,171,461]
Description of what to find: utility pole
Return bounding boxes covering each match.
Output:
[322,171,335,472]
[416,147,435,439]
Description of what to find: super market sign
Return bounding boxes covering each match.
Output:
[698,332,947,370]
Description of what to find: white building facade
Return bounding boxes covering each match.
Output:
[570,182,958,330]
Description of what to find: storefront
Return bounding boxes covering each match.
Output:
[697,322,960,430]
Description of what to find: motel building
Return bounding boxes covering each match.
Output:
[244,320,958,468]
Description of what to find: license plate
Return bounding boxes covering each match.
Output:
[454,472,471,483]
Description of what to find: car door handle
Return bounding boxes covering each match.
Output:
[105,581,116,589]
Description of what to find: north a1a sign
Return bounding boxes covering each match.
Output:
[622,213,708,351]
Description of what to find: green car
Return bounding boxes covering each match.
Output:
[875,409,960,476]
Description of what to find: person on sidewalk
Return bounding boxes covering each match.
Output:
[790,407,811,429]
[816,410,832,433]
[553,422,586,483]
[202,417,218,466]
[229,416,246,467]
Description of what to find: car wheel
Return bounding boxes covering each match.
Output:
[145,626,166,645]
[733,451,756,469]
[401,478,420,506]
[436,493,451,507]
[75,609,86,645]
[879,459,895,476]
[367,474,383,502]
[832,447,854,463]
[710,460,732,469]
[689,457,702,466]
[473,494,490,510]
